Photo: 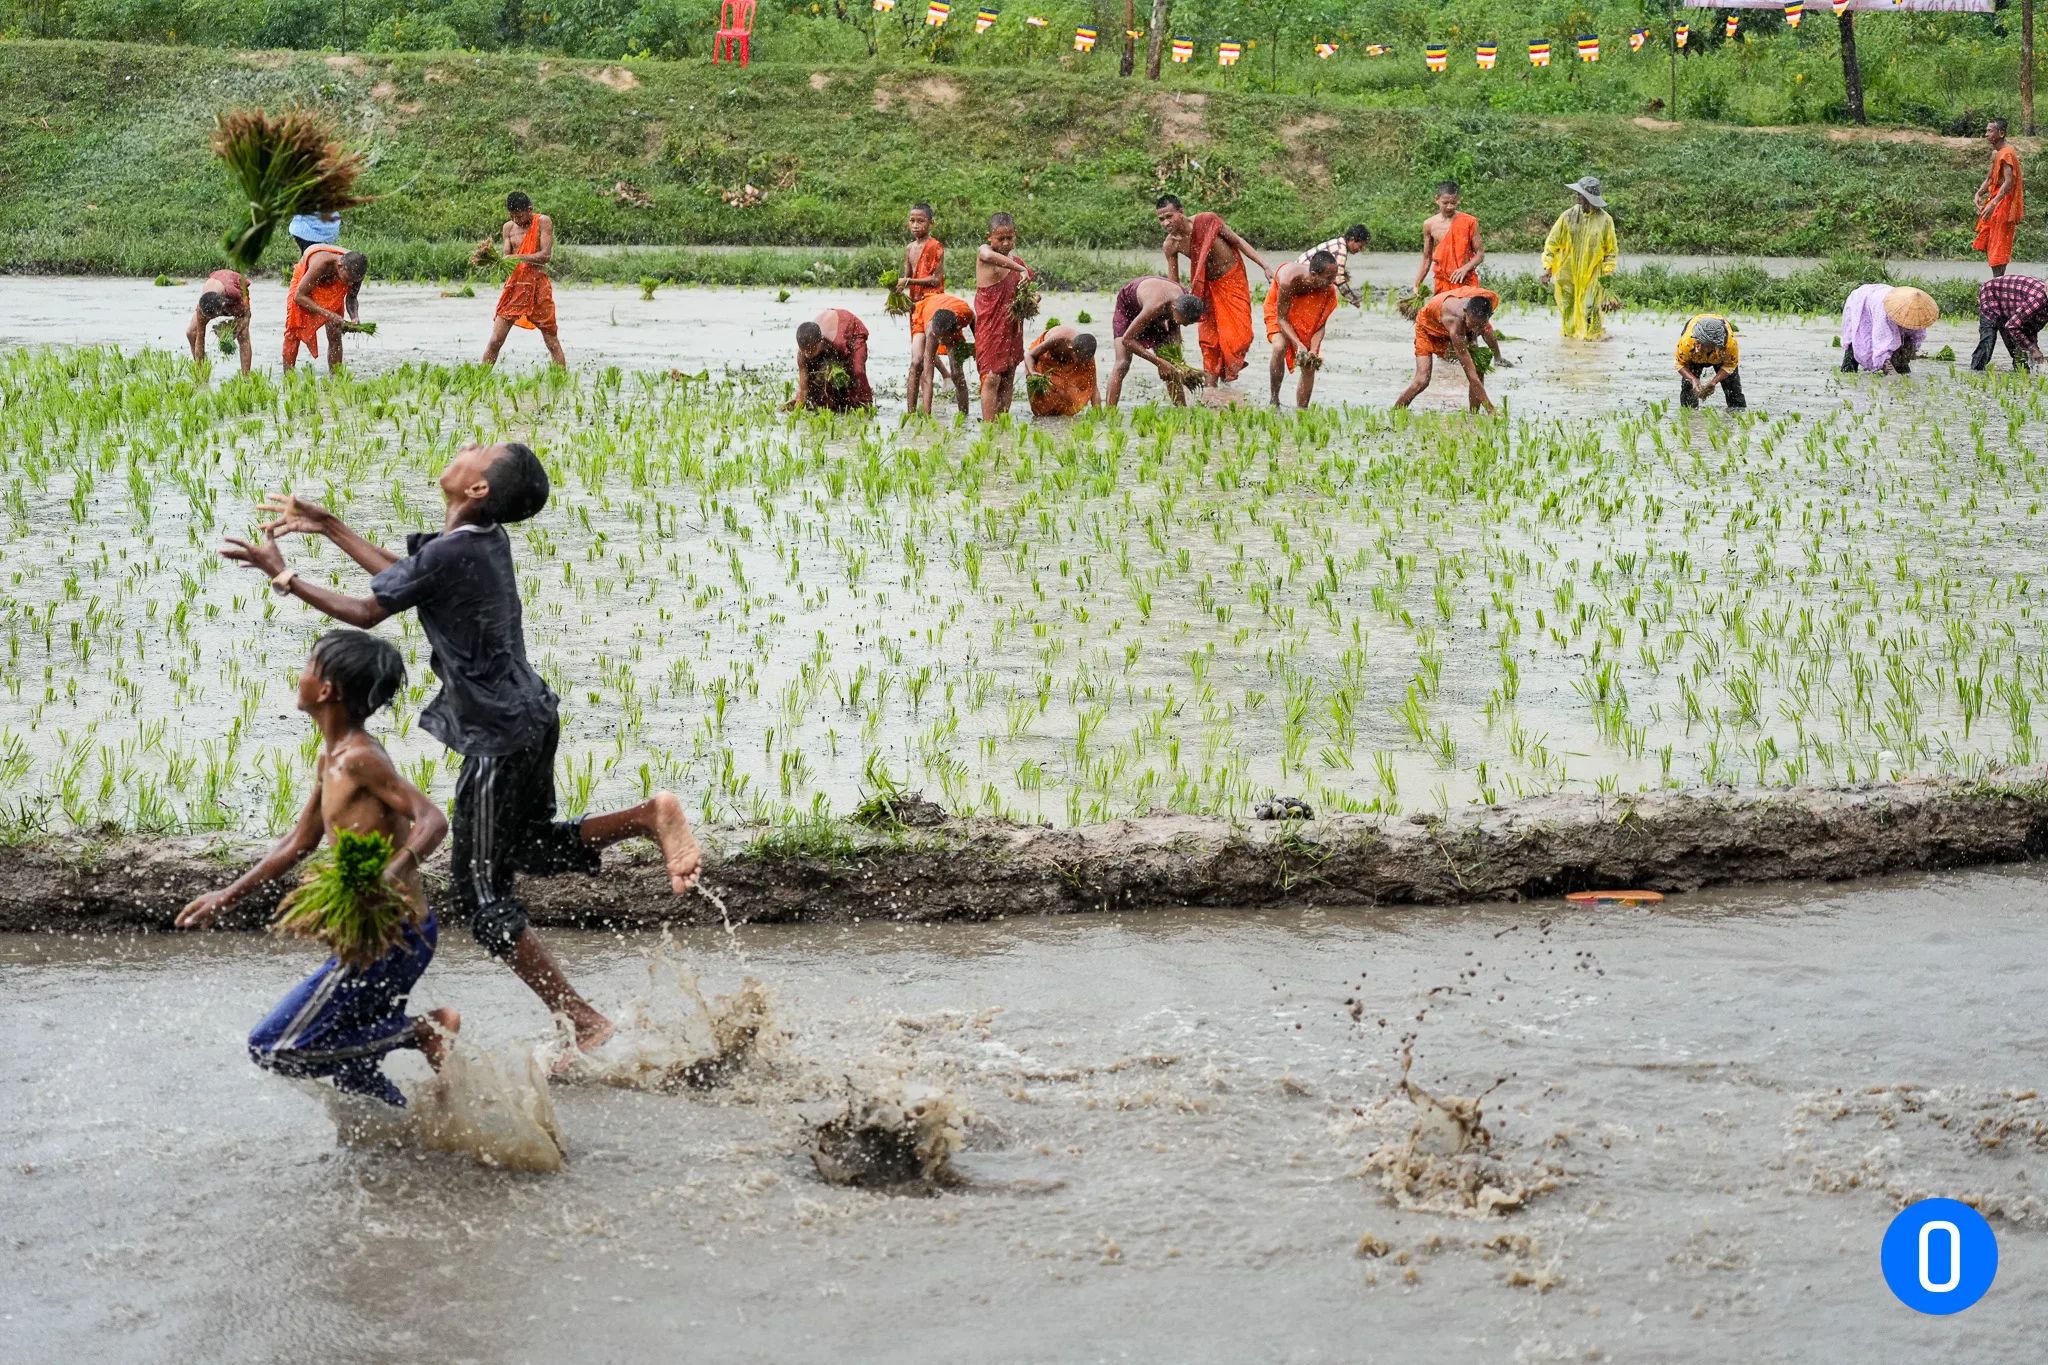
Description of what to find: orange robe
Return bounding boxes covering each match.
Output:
[911,292,973,357]
[284,245,349,358]
[496,218,558,332]
[1028,332,1097,416]
[1263,280,1338,371]
[1415,285,1500,357]
[1187,212,1253,383]
[1975,145,2026,269]
[906,237,945,304]
[1430,212,1482,294]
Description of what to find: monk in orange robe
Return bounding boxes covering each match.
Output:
[1412,180,1486,297]
[1027,325,1099,417]
[902,203,945,304]
[1263,252,1342,408]
[483,191,566,368]
[973,213,1033,418]
[910,291,976,414]
[1975,118,2026,276]
[1396,284,1509,414]
[793,310,874,412]
[283,244,367,372]
[1157,194,1269,386]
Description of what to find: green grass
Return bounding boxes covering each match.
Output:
[0,39,2038,283]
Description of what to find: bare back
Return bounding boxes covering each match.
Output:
[319,733,425,911]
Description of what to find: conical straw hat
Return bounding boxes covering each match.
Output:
[1885,286,1938,330]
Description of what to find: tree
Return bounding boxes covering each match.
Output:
[1837,8,1866,126]
[1146,0,1170,77]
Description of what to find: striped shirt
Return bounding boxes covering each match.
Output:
[1299,237,1356,293]
[1980,274,2048,345]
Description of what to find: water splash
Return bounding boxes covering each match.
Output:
[807,1077,968,1193]
[552,929,783,1092]
[316,1040,567,1173]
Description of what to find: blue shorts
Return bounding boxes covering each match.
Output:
[248,915,438,1108]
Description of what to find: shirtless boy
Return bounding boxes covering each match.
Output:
[1156,194,1270,385]
[483,192,567,369]
[1395,286,1510,414]
[284,245,368,373]
[189,268,253,376]
[1264,251,1342,409]
[1107,275,1205,406]
[1411,181,1486,298]
[178,630,458,1108]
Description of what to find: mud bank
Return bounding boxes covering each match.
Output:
[7,777,2047,933]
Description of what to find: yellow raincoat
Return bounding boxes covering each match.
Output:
[1541,205,1618,339]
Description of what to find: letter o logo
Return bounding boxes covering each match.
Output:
[1882,1199,1997,1315]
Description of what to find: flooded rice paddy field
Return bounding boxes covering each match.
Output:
[0,301,2045,837]
[8,867,2048,1360]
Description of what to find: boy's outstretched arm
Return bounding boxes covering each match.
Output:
[259,493,401,574]
[342,746,449,885]
[177,789,324,929]
[221,533,391,629]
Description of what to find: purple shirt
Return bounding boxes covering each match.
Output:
[1839,283,1923,372]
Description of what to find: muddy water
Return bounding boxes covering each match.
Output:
[0,275,1987,415]
[7,867,2047,1360]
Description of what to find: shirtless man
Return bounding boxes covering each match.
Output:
[189,267,253,376]
[483,192,566,369]
[1411,180,1486,298]
[1265,252,1342,409]
[1156,194,1270,386]
[1026,325,1100,416]
[284,246,368,373]
[1395,285,1510,414]
[1107,275,1206,406]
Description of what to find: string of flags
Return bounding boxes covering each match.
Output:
[1577,34,1600,61]
[1171,36,1193,62]
[1073,25,1095,50]
[926,0,947,25]
[1217,40,1242,66]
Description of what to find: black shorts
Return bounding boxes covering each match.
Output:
[450,721,601,956]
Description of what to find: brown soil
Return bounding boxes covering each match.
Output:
[369,81,397,101]
[1154,92,1206,142]
[323,54,366,74]
[809,72,832,92]
[11,778,2048,934]
[585,65,640,93]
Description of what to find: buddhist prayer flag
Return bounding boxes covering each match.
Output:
[1217,40,1243,65]
[1726,14,1739,35]
[1676,22,1688,45]
[1425,44,1449,70]
[1025,14,1046,25]
[1832,0,1849,11]
[1171,35,1193,60]
[1528,39,1551,65]
[1577,34,1599,60]
[926,0,948,24]
[975,7,996,31]
[1366,43,1391,55]
[1630,27,1647,49]
[1073,25,1096,49]
[1476,42,1498,67]
[1315,42,1337,58]
[1784,1,1803,23]
[1126,29,1143,39]
[872,0,894,10]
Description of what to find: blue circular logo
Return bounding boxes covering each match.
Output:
[1881,1199,1997,1315]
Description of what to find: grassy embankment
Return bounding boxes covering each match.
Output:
[0,40,2032,314]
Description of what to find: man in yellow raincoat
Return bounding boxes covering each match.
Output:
[1539,176,1619,339]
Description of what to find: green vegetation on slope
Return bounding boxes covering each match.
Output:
[0,40,2036,282]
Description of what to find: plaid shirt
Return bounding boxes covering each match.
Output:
[1299,237,1356,295]
[1980,274,2048,345]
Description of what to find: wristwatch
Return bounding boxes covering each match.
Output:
[270,567,298,595]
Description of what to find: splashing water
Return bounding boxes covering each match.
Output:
[551,929,783,1092]
[315,1040,567,1172]
[1352,1042,1561,1219]
[807,1077,968,1193]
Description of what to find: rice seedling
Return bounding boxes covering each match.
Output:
[270,828,413,969]
[211,108,368,272]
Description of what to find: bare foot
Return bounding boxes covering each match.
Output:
[416,1007,461,1071]
[551,1010,617,1075]
[649,791,702,893]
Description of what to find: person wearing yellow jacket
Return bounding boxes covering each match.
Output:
[1539,176,1619,339]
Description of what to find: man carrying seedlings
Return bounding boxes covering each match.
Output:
[177,629,460,1108]
[1157,194,1270,386]
[1264,251,1343,409]
[1673,313,1745,410]
[283,244,368,373]
[974,213,1035,419]
[901,203,946,307]
[1974,119,2025,278]
[217,442,705,1062]
[1107,276,1206,406]
[483,192,567,370]
[1395,284,1508,414]
[1539,177,1619,340]
[188,268,253,377]
[1301,225,1372,308]
[793,310,874,411]
[1026,325,1100,416]
[909,289,976,415]
[1412,182,1485,299]
[1972,273,2048,371]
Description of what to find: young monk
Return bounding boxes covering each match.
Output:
[1975,119,2026,278]
[218,443,704,1062]
[1412,181,1485,298]
[188,267,253,376]
[902,203,946,304]
[177,629,459,1109]
[284,244,368,372]
[910,291,976,415]
[1264,251,1342,408]
[1539,177,1618,339]
[973,213,1033,419]
[1108,275,1206,406]
[483,192,566,369]
[1158,194,1269,386]
[793,310,875,411]
[1395,284,1509,414]
[1026,325,1099,416]
[1674,313,1744,410]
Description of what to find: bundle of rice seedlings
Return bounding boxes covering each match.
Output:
[880,271,912,318]
[1469,343,1497,377]
[1396,292,1425,321]
[1009,278,1042,322]
[271,828,413,970]
[213,321,238,355]
[1076,310,1093,324]
[470,237,501,268]
[212,108,369,272]
[1025,371,1052,399]
[345,320,378,336]
[825,361,853,392]
[1299,352,1324,373]
[946,338,975,361]
[1153,341,1206,388]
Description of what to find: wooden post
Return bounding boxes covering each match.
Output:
[1146,0,1170,78]
[2025,0,2037,136]
[1837,9,1865,126]
[1121,0,1137,76]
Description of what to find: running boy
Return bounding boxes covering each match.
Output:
[218,441,703,1059]
[177,630,459,1107]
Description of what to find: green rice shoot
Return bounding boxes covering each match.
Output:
[271,828,412,970]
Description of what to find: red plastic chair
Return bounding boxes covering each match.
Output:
[714,0,756,66]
